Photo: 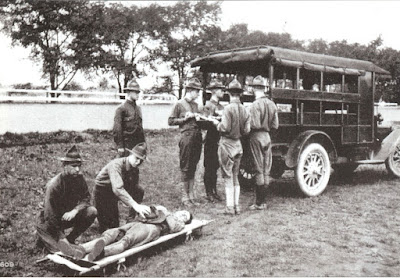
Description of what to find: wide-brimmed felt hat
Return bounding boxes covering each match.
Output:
[251,75,267,88]
[58,145,85,163]
[136,205,166,224]
[227,79,243,94]
[185,78,202,90]
[124,79,141,92]
[126,142,147,160]
[207,79,225,90]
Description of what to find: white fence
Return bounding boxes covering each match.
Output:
[0,89,177,134]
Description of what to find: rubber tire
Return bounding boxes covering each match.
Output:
[238,168,255,191]
[295,143,331,197]
[385,141,400,178]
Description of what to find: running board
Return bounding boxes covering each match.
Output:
[354,159,385,164]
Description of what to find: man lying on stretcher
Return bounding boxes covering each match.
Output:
[59,205,192,261]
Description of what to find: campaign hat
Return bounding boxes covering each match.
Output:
[227,79,243,94]
[136,205,166,224]
[126,142,147,160]
[251,75,267,88]
[58,145,85,163]
[185,78,202,90]
[124,79,141,92]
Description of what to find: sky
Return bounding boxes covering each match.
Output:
[1,1,399,88]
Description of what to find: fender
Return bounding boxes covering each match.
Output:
[372,128,400,161]
[285,130,337,169]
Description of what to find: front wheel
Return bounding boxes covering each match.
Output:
[295,143,331,197]
[385,141,400,178]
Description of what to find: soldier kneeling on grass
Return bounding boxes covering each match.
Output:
[35,146,98,253]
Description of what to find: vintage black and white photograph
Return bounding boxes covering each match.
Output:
[1,0,400,276]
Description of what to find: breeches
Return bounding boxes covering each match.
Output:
[179,130,202,181]
[102,222,162,255]
[218,137,242,179]
[249,131,272,185]
[204,140,219,193]
[36,206,97,252]
[93,183,144,231]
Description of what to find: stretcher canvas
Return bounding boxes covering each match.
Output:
[44,219,211,275]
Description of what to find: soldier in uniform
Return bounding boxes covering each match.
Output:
[113,79,145,158]
[168,78,203,206]
[211,79,251,215]
[93,142,151,232]
[35,146,97,253]
[248,75,279,210]
[202,79,225,202]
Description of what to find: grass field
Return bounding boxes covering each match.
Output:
[1,129,400,276]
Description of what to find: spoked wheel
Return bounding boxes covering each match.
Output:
[295,143,331,197]
[238,168,255,191]
[385,141,400,178]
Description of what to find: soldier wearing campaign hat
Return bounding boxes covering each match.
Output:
[35,145,97,253]
[202,79,225,203]
[113,78,145,158]
[94,142,151,232]
[168,78,203,206]
[211,78,251,215]
[248,75,279,211]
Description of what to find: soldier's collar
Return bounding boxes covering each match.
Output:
[125,158,132,171]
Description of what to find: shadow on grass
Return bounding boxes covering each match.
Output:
[329,166,395,187]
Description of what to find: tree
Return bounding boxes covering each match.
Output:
[306,39,329,54]
[0,0,104,91]
[151,1,222,99]
[97,3,170,93]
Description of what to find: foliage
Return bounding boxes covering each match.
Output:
[0,0,104,91]
[62,81,83,91]
[151,1,222,99]
[12,83,47,90]
[96,3,171,93]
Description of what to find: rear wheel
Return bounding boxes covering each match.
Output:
[238,168,255,191]
[385,141,400,177]
[295,143,331,197]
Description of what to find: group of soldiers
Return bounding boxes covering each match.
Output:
[169,76,279,215]
[35,75,278,259]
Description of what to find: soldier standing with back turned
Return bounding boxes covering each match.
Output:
[211,79,251,215]
[248,75,279,210]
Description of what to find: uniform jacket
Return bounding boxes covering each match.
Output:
[249,96,279,132]
[203,99,224,143]
[95,158,139,207]
[217,99,251,140]
[43,173,91,230]
[168,98,200,133]
[113,99,144,149]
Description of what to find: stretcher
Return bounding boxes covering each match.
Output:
[39,219,211,276]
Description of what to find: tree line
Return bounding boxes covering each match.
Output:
[1,0,399,102]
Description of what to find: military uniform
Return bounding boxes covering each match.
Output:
[113,99,145,157]
[248,76,279,209]
[216,79,251,215]
[35,146,97,253]
[94,157,145,231]
[203,99,224,199]
[168,78,203,205]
